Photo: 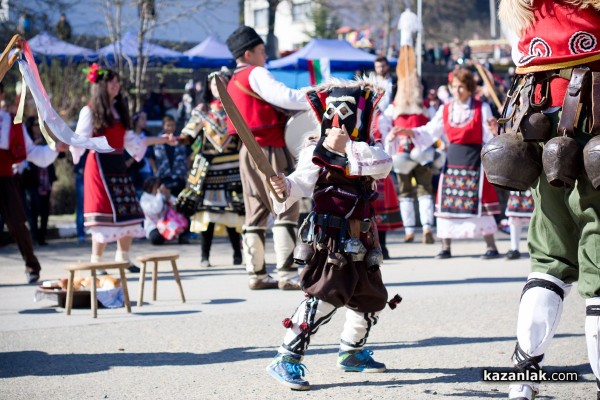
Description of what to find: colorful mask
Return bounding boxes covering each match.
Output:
[305,79,384,143]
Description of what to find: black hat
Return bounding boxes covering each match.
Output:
[226,26,264,59]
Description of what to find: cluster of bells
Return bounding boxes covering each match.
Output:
[293,238,384,272]
[482,111,600,191]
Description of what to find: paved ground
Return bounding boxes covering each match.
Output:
[0,231,593,399]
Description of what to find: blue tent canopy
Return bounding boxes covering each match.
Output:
[97,32,191,67]
[184,35,235,68]
[27,31,96,62]
[267,39,384,72]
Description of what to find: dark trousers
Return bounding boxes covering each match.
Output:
[24,187,50,244]
[201,222,242,260]
[75,172,85,240]
[149,228,166,245]
[0,177,41,272]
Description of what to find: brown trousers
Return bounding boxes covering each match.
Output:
[239,145,299,227]
[0,177,41,272]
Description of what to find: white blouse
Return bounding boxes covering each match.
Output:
[272,140,392,214]
[411,98,494,149]
[70,106,148,164]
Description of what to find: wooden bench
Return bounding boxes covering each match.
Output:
[64,261,132,318]
[136,252,185,307]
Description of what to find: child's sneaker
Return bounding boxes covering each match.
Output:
[337,348,386,372]
[266,353,310,390]
[508,383,538,399]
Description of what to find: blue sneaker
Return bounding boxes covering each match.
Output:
[266,354,310,390]
[337,349,386,372]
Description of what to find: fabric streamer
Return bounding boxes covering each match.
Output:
[14,40,113,153]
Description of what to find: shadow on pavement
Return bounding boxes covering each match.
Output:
[0,335,586,378]
[386,276,527,287]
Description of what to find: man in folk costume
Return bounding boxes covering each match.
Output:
[371,57,403,258]
[225,26,310,290]
[265,78,393,390]
[495,1,600,399]
[385,25,435,245]
[0,83,64,283]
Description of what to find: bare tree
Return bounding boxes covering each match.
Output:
[101,0,221,113]
[238,0,245,25]
[265,0,280,60]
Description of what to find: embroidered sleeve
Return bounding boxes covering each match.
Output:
[412,106,444,149]
[345,140,392,180]
[71,106,93,164]
[124,130,148,162]
[271,145,320,214]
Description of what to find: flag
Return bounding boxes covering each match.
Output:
[307,58,330,85]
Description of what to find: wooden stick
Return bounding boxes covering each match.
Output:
[0,34,22,83]
[473,61,503,110]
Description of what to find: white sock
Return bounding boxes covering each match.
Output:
[115,251,129,263]
[509,218,522,251]
[418,195,434,228]
[400,198,416,235]
[90,254,102,263]
[585,297,600,383]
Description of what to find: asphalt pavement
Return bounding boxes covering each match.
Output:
[0,231,592,399]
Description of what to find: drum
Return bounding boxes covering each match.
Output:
[285,111,318,160]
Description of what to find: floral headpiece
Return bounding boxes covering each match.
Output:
[83,63,107,84]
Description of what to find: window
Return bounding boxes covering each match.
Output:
[291,2,311,22]
[254,8,268,27]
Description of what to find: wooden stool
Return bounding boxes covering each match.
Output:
[64,261,132,318]
[136,252,185,306]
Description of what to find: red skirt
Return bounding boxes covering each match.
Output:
[84,151,144,227]
[373,175,403,231]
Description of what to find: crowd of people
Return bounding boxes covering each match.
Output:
[5,2,600,397]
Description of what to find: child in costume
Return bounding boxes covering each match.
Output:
[266,78,393,391]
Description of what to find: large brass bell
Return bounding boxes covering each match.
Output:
[365,248,384,272]
[293,242,315,265]
[583,135,600,189]
[521,112,551,142]
[542,135,581,188]
[481,134,542,191]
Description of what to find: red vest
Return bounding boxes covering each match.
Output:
[442,99,483,145]
[515,0,600,74]
[226,65,287,147]
[0,122,26,177]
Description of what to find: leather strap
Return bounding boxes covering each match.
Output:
[590,71,600,135]
[509,75,533,136]
[558,67,590,137]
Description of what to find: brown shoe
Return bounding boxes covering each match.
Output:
[404,234,415,243]
[278,277,301,290]
[422,230,435,244]
[248,275,279,290]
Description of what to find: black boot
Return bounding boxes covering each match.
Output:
[378,231,390,259]
[201,223,215,267]
[227,227,243,265]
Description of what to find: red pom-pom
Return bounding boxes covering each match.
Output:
[282,318,293,328]
[299,322,309,334]
[388,294,403,310]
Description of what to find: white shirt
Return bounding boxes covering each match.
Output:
[245,64,310,111]
[411,98,494,149]
[272,140,392,214]
[70,106,148,165]
[140,192,176,237]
